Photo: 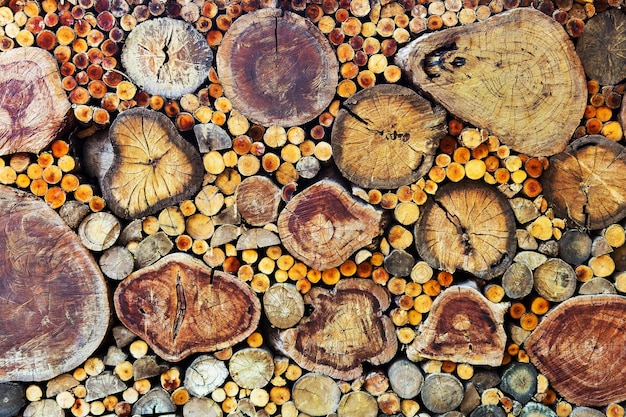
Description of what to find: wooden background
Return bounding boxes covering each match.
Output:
[0,0,625,416]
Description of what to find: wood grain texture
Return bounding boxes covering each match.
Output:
[275,278,397,380]
[415,181,516,279]
[114,253,260,362]
[395,7,586,156]
[217,8,339,127]
[0,47,70,156]
[121,18,212,98]
[0,185,109,382]
[408,286,508,366]
[277,179,383,270]
[541,135,626,230]
[526,295,626,406]
[331,84,446,188]
[102,107,204,219]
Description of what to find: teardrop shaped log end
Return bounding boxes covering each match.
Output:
[409,286,508,367]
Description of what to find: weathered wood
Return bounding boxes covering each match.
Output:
[415,181,517,280]
[336,391,378,417]
[132,388,176,416]
[395,7,586,156]
[579,277,616,295]
[133,356,168,380]
[121,17,212,98]
[0,383,24,417]
[331,84,446,188]
[228,348,274,389]
[533,256,576,302]
[408,286,508,366]
[542,136,626,230]
[217,8,338,126]
[292,373,341,416]
[84,372,126,402]
[114,253,261,361]
[388,359,424,399]
[558,229,592,265]
[278,179,383,270]
[194,122,232,153]
[0,185,109,382]
[236,176,281,226]
[99,246,134,281]
[263,283,305,329]
[183,397,223,417]
[0,47,71,156]
[102,107,204,219]
[501,262,534,299]
[576,9,626,85]
[22,399,63,417]
[499,362,538,404]
[78,212,121,252]
[420,373,464,414]
[275,279,396,380]
[526,294,626,406]
[236,228,281,250]
[520,403,558,417]
[184,355,228,397]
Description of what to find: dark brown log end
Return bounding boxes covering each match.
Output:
[277,179,383,270]
[216,8,339,126]
[526,294,626,406]
[408,286,508,366]
[276,278,397,380]
[114,253,261,361]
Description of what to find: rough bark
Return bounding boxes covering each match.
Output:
[216,8,338,126]
[278,179,383,270]
[114,253,261,361]
[331,84,446,188]
[526,294,626,406]
[102,107,204,219]
[0,47,71,156]
[576,9,626,85]
[415,181,517,280]
[408,286,508,366]
[395,7,586,156]
[275,279,397,380]
[121,17,212,98]
[0,186,109,382]
[542,135,626,230]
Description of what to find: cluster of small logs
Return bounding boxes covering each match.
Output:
[3,0,626,417]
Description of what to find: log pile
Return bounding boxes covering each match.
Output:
[0,1,626,417]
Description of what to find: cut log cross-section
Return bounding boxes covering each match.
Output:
[114,253,261,361]
[395,7,587,156]
[101,107,204,219]
[526,294,626,406]
[331,84,447,189]
[121,17,213,98]
[542,136,626,230]
[408,286,508,366]
[0,47,71,156]
[415,181,517,279]
[217,8,339,127]
[277,179,383,270]
[275,279,397,380]
[576,9,626,86]
[0,186,109,382]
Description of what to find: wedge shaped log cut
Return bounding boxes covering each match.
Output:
[217,9,339,127]
[0,47,70,156]
[277,179,383,270]
[121,18,212,98]
[0,186,109,382]
[114,253,260,361]
[526,295,626,406]
[415,181,516,280]
[275,279,397,380]
[395,7,586,156]
[331,84,447,189]
[408,286,508,366]
[102,107,203,219]
[542,136,626,230]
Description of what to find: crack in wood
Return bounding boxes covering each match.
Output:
[173,271,186,341]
